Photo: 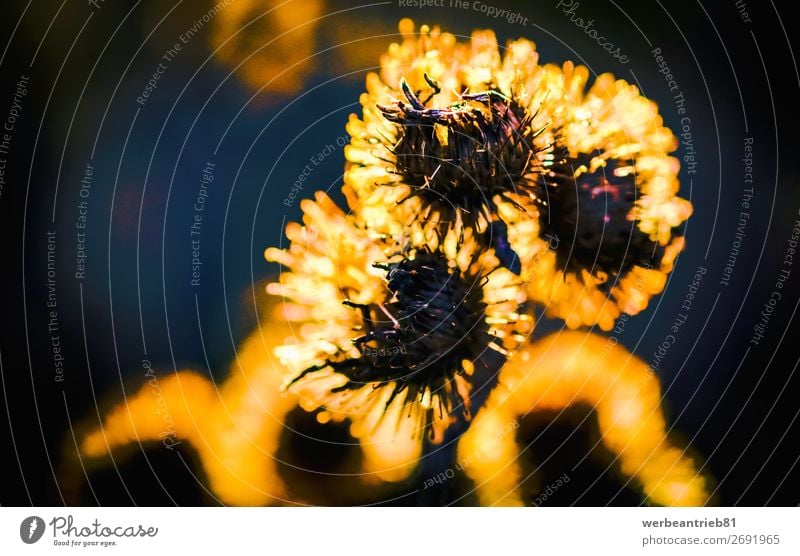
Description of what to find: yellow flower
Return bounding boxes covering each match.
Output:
[523,62,692,330]
[344,19,550,267]
[458,331,709,506]
[265,190,530,443]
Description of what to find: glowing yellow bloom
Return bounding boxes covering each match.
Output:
[81,310,422,505]
[344,19,549,264]
[265,190,530,444]
[522,62,692,330]
[458,331,709,507]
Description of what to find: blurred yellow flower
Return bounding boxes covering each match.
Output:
[81,321,295,506]
[211,0,324,96]
[458,331,709,506]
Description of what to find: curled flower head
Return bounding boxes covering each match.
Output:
[522,62,692,330]
[458,331,710,507]
[265,191,530,442]
[345,20,551,263]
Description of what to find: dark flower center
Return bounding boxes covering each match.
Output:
[537,153,666,287]
[377,77,547,234]
[292,249,500,415]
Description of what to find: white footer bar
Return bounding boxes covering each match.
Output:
[2,507,798,555]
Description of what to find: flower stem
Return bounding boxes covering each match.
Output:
[418,348,505,505]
